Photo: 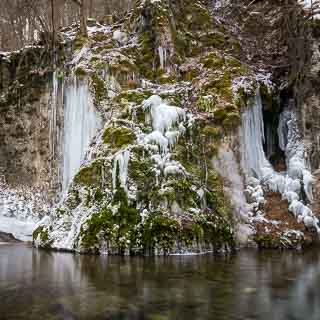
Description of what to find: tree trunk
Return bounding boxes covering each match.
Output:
[79,0,88,37]
[51,0,55,51]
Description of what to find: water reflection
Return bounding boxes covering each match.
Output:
[1,245,320,319]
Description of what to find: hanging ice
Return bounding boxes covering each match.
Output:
[158,46,167,70]
[239,89,319,231]
[142,95,186,134]
[112,150,130,192]
[62,77,102,192]
[139,95,187,177]
[239,92,273,179]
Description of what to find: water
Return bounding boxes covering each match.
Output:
[1,245,320,320]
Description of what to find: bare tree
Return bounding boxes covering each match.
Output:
[70,0,88,37]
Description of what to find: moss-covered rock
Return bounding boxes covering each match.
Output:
[74,160,103,186]
[91,73,107,103]
[103,126,135,149]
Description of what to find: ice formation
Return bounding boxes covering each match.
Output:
[112,150,130,192]
[62,77,102,192]
[49,71,59,160]
[158,46,168,70]
[142,95,186,134]
[140,95,187,176]
[213,146,249,221]
[239,90,319,230]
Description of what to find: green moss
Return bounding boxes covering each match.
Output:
[182,1,212,30]
[205,73,233,101]
[206,170,232,219]
[91,32,110,43]
[234,88,248,108]
[103,126,135,149]
[80,188,140,253]
[200,32,226,48]
[91,73,107,103]
[129,157,154,185]
[165,178,198,209]
[40,229,49,242]
[254,234,279,249]
[32,226,44,241]
[181,68,199,81]
[74,161,102,186]
[197,95,216,112]
[137,30,157,79]
[195,213,234,247]
[94,188,104,203]
[142,212,180,253]
[80,208,114,251]
[74,33,87,50]
[115,90,152,105]
[74,67,87,78]
[260,83,279,111]
[202,126,222,139]
[92,60,108,70]
[222,111,241,129]
[201,53,225,69]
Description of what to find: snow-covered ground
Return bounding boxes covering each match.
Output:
[0,216,35,242]
[0,183,49,242]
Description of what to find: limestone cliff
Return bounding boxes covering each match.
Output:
[1,0,320,252]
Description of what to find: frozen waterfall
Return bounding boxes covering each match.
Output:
[239,89,319,230]
[239,92,273,179]
[62,78,102,192]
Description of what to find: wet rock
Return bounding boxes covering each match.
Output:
[0,231,21,243]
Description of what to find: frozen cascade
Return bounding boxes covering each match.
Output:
[142,95,186,135]
[240,92,273,179]
[112,150,130,192]
[62,78,102,192]
[239,90,319,230]
[213,145,255,245]
[49,71,58,160]
[158,46,167,70]
[139,95,188,177]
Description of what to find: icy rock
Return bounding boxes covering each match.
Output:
[113,30,128,44]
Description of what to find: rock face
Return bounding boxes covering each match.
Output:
[2,0,320,252]
[0,231,21,243]
[0,47,62,195]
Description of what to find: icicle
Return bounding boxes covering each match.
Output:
[112,150,130,192]
[158,46,167,70]
[62,77,102,192]
[239,90,272,179]
[49,71,59,162]
[140,95,187,178]
[142,95,185,134]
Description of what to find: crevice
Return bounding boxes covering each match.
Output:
[262,109,286,172]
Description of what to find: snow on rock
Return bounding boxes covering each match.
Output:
[113,30,128,44]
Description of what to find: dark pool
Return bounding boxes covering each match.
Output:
[1,244,320,320]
